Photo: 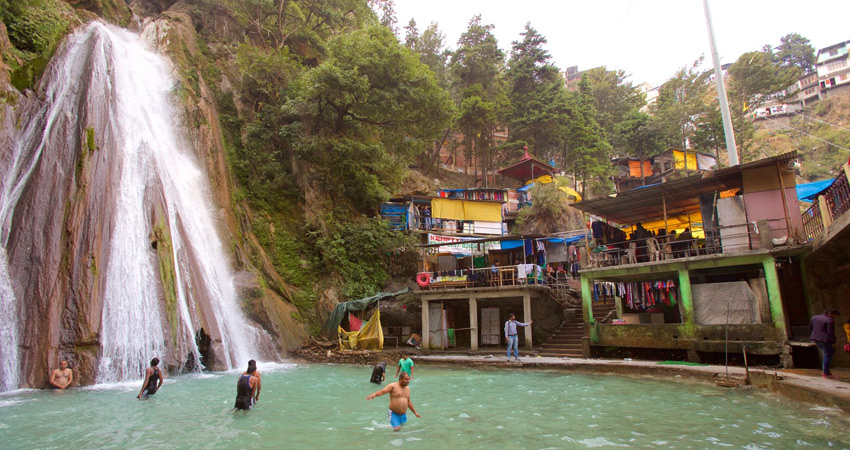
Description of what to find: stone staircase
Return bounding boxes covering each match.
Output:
[537,301,616,358]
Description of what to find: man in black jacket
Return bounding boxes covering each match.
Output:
[810,308,840,379]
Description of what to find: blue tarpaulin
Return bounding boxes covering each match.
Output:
[796,179,834,202]
[501,236,585,250]
[517,183,534,192]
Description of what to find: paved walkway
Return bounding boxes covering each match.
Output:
[415,354,850,414]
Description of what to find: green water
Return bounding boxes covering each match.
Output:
[1,363,849,449]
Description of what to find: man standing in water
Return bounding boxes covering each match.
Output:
[505,313,532,362]
[366,372,420,431]
[234,362,259,410]
[137,357,164,399]
[394,352,414,380]
[370,361,387,384]
[248,360,261,402]
[49,360,73,390]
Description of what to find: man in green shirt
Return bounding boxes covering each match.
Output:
[395,352,414,379]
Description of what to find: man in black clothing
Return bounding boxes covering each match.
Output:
[235,363,259,410]
[137,357,164,399]
[370,361,387,384]
[810,308,840,379]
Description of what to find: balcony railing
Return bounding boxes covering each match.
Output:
[802,202,824,241]
[802,163,850,241]
[585,221,788,269]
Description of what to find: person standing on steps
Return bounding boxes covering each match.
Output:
[809,308,840,379]
[49,360,73,390]
[234,362,259,410]
[137,357,164,399]
[505,313,532,362]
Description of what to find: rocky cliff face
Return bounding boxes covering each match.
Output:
[0,9,307,389]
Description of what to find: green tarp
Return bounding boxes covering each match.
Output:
[320,288,409,339]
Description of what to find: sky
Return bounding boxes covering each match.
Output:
[393,0,850,87]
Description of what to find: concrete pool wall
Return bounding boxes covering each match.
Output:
[291,347,850,414]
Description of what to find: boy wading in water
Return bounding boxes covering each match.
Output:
[137,358,164,399]
[366,372,420,431]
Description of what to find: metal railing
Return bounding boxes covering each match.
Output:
[802,202,824,241]
[801,164,850,241]
[585,221,788,269]
[825,171,850,220]
[418,264,548,290]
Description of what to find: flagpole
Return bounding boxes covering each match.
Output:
[703,0,740,166]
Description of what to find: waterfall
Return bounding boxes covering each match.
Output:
[88,22,257,382]
[0,21,268,389]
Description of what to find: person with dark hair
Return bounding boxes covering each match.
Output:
[810,309,840,379]
[234,362,259,410]
[366,372,420,431]
[370,361,387,384]
[248,360,261,402]
[394,352,414,379]
[137,357,164,399]
[49,360,73,390]
[504,313,532,362]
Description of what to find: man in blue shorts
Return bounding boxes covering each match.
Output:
[366,372,421,431]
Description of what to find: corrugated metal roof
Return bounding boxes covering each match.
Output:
[572,151,797,225]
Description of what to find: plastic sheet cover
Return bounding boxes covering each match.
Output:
[692,282,758,325]
[321,288,408,338]
[339,309,384,350]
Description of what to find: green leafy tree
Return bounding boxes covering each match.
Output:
[447,16,506,181]
[405,20,451,89]
[514,182,584,234]
[583,67,646,139]
[775,33,816,75]
[292,25,453,210]
[651,58,709,158]
[505,23,570,163]
[727,50,799,160]
[613,109,663,184]
[691,105,724,158]
[564,77,612,197]
[221,0,369,53]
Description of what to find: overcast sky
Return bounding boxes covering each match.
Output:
[393,0,850,87]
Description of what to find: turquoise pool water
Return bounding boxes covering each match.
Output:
[1,363,848,449]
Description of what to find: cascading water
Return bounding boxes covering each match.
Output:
[0,21,270,389]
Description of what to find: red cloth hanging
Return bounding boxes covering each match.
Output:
[349,313,363,331]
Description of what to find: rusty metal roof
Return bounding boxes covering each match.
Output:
[572,151,798,225]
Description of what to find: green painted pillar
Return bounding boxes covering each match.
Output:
[581,276,592,324]
[677,268,695,336]
[762,257,789,338]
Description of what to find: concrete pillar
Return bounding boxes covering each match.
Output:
[818,195,833,228]
[421,298,430,350]
[580,276,592,324]
[469,297,478,350]
[523,291,532,349]
[762,256,789,338]
[677,268,695,330]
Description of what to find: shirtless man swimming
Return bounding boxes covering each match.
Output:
[366,372,420,431]
[49,360,73,390]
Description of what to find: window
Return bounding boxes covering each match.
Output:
[826,59,847,72]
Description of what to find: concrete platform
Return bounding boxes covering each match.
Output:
[414,354,850,414]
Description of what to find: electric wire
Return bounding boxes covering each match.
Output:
[788,110,850,134]
[759,115,850,152]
